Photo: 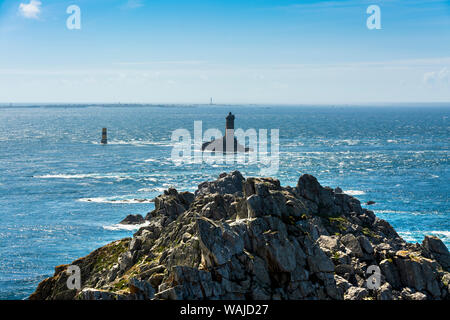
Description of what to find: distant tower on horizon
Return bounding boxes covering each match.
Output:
[101,128,107,144]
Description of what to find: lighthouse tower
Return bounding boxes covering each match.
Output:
[202,112,249,152]
[226,112,235,132]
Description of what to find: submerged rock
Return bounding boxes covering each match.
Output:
[30,171,450,300]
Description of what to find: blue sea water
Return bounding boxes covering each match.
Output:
[0,104,448,300]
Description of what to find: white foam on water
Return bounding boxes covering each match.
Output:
[94,140,173,147]
[344,190,366,196]
[36,174,99,179]
[398,231,450,243]
[35,173,127,180]
[398,231,416,242]
[78,197,153,204]
[373,210,439,216]
[137,188,153,192]
[284,142,305,147]
[103,221,150,231]
[374,210,411,214]
[430,230,450,238]
[34,173,161,184]
[337,139,360,146]
[137,187,166,193]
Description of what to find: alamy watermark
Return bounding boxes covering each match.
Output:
[66,5,81,30]
[170,121,279,176]
[366,265,381,289]
[21,2,380,31]
[66,265,81,290]
[63,4,380,31]
[367,5,381,30]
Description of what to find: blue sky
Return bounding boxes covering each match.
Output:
[0,0,449,103]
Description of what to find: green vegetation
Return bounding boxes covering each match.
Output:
[362,227,377,238]
[93,239,130,273]
[329,217,348,232]
[332,251,341,261]
[113,278,128,291]
[155,245,166,253]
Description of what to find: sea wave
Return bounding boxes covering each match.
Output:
[374,210,411,214]
[78,197,153,204]
[430,230,450,238]
[34,173,160,183]
[373,210,441,216]
[34,173,131,180]
[398,230,450,242]
[344,190,366,196]
[137,187,166,193]
[398,231,415,242]
[35,174,102,179]
[103,221,150,231]
[92,140,173,147]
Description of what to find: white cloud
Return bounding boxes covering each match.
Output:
[19,0,42,19]
[423,67,449,86]
[124,0,144,9]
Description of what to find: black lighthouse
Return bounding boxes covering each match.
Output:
[226,112,235,131]
[201,112,250,153]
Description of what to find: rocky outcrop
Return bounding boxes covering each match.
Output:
[120,214,145,225]
[422,235,450,270]
[195,170,245,197]
[30,172,450,300]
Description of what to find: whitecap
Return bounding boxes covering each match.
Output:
[430,231,450,238]
[137,187,165,193]
[373,210,411,214]
[98,140,173,147]
[338,139,359,146]
[35,174,98,179]
[398,231,416,242]
[35,173,128,180]
[344,190,366,196]
[78,197,153,204]
[398,230,450,243]
[103,221,150,231]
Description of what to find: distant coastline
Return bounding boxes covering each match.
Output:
[1,102,450,112]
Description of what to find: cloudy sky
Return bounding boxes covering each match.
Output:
[0,0,449,104]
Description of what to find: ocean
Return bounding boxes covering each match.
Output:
[0,104,448,299]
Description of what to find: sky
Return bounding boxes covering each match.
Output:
[0,0,449,104]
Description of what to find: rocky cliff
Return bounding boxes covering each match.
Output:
[29,171,450,300]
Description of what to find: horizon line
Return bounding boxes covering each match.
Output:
[1,102,450,107]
